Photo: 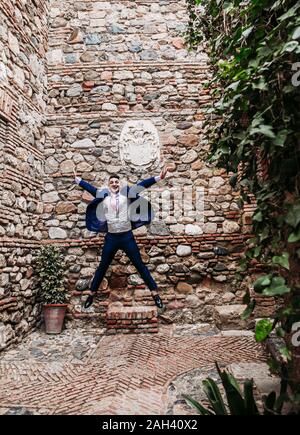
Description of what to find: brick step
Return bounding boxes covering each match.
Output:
[213,304,254,331]
[106,306,158,335]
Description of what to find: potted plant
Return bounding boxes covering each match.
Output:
[36,245,68,334]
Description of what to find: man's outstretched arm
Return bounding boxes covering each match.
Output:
[73,170,98,198]
[136,176,159,190]
[137,166,169,188]
[130,166,170,197]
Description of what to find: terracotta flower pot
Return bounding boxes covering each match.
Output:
[43,304,68,334]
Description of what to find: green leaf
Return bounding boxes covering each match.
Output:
[255,319,273,342]
[249,58,259,68]
[276,327,285,338]
[270,276,285,287]
[285,202,300,228]
[244,380,259,415]
[250,124,276,139]
[272,252,289,270]
[242,26,254,39]
[252,77,268,91]
[262,284,291,296]
[236,197,244,209]
[278,4,300,22]
[243,291,250,305]
[252,211,263,222]
[263,391,277,415]
[288,228,300,242]
[229,174,238,187]
[281,41,299,53]
[254,246,261,257]
[283,84,296,93]
[224,372,243,397]
[253,275,271,292]
[216,365,245,415]
[292,27,300,39]
[274,129,288,147]
[202,378,228,415]
[242,299,256,320]
[271,0,282,11]
[226,81,240,91]
[258,225,270,242]
[278,346,292,363]
[182,394,214,415]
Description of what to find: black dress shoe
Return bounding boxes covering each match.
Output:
[84,294,95,309]
[152,294,164,309]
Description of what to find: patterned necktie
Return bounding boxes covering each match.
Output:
[116,193,119,217]
[111,193,119,216]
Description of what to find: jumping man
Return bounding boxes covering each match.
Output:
[73,166,169,309]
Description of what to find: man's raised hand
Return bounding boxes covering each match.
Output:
[73,168,81,185]
[160,165,170,180]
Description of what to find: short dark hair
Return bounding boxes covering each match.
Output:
[109,174,120,181]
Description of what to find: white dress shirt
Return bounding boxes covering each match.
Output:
[75,175,161,233]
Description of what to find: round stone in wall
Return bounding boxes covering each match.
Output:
[176,245,192,257]
[42,191,60,203]
[185,224,203,235]
[182,149,198,164]
[203,223,217,233]
[49,227,67,239]
[209,176,225,189]
[119,120,160,171]
[222,220,240,233]
[71,138,95,149]
[66,83,82,97]
[156,264,170,274]
[60,160,75,174]
[128,274,144,286]
[75,279,89,291]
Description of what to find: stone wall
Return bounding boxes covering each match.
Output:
[0,0,48,350]
[58,233,255,329]
[47,0,203,65]
[0,0,273,348]
[44,0,265,330]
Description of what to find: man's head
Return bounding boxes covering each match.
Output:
[108,174,120,194]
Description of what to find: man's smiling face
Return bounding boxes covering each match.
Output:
[108,177,120,194]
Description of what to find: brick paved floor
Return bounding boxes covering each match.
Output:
[0,325,270,415]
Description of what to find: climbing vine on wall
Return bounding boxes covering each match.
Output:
[185,0,300,393]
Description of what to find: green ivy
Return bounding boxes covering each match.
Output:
[185,0,300,393]
[183,361,295,415]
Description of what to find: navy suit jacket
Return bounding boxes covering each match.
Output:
[78,177,157,233]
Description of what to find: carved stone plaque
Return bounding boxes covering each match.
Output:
[119,120,160,171]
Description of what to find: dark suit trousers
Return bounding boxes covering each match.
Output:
[90,230,158,292]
